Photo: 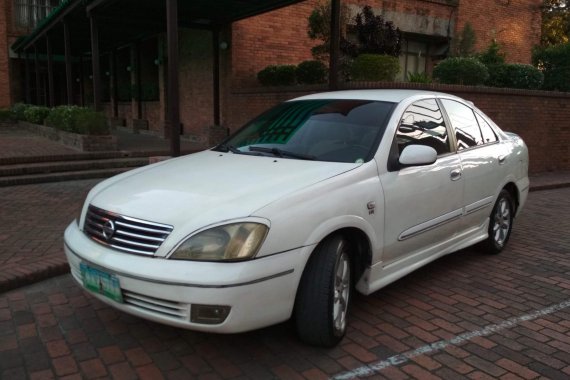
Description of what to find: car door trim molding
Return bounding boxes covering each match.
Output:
[398,208,463,241]
[464,196,494,216]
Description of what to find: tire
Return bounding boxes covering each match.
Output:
[482,189,514,254]
[295,235,352,347]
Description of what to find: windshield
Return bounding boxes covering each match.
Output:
[214,99,395,163]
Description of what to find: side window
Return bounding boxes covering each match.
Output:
[441,99,482,150]
[476,113,498,144]
[396,99,451,156]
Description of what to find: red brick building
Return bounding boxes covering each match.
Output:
[1,0,543,146]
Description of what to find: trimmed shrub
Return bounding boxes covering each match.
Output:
[533,43,570,91]
[46,106,110,135]
[0,109,16,123]
[350,54,400,81]
[433,57,489,86]
[487,64,544,90]
[23,106,50,124]
[11,103,31,121]
[257,65,297,86]
[296,60,328,84]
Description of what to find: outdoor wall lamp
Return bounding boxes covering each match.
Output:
[153,57,163,65]
[126,65,132,72]
[105,71,110,76]
[219,41,229,50]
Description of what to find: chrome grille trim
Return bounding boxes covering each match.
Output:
[84,205,173,256]
[123,290,189,320]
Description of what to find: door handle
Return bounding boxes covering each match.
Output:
[450,169,462,181]
[498,155,506,165]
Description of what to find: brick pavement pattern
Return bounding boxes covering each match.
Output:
[0,179,100,291]
[1,187,569,379]
[0,125,79,160]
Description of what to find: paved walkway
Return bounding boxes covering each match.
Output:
[1,187,569,379]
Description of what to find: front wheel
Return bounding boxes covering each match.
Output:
[295,235,352,347]
[482,189,514,254]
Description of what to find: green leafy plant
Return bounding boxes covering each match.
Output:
[355,5,402,56]
[453,23,477,57]
[307,2,354,60]
[477,39,506,66]
[533,42,570,91]
[296,60,328,84]
[350,54,400,81]
[487,64,544,90]
[23,106,51,124]
[0,109,16,123]
[257,65,297,86]
[433,57,489,85]
[11,103,31,121]
[407,71,432,83]
[45,106,110,135]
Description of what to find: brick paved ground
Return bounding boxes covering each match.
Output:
[0,179,100,290]
[0,187,569,379]
[0,125,79,159]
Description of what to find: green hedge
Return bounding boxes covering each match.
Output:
[532,43,570,92]
[45,106,110,135]
[257,65,297,86]
[487,64,544,90]
[433,57,489,86]
[296,60,328,84]
[350,54,399,81]
[23,106,51,124]
[0,109,16,123]
[11,103,31,121]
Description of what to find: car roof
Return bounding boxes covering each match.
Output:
[290,89,464,104]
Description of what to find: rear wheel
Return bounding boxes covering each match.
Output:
[295,235,352,347]
[482,189,514,254]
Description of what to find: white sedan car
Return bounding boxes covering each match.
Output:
[64,90,529,347]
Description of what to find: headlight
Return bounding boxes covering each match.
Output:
[170,223,268,261]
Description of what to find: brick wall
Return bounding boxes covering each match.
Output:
[231,0,543,88]
[455,0,542,63]
[225,84,570,174]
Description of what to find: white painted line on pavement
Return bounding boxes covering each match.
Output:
[331,299,570,380]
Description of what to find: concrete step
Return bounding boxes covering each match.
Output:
[0,150,169,166]
[0,167,136,187]
[0,157,148,177]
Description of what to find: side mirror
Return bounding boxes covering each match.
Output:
[399,145,437,167]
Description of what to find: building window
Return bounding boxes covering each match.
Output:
[397,40,427,81]
[15,0,61,29]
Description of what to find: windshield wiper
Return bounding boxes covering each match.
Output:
[215,144,265,156]
[248,146,316,161]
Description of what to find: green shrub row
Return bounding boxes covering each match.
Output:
[433,57,489,86]
[433,57,544,90]
[487,64,544,90]
[45,106,109,135]
[257,60,328,86]
[7,103,110,135]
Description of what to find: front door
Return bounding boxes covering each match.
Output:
[379,99,464,266]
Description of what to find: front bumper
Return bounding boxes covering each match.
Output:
[64,221,312,333]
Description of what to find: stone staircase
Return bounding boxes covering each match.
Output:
[0,151,164,187]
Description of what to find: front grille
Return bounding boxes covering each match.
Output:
[84,205,173,256]
[123,290,190,320]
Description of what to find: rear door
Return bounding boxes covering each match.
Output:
[440,99,509,229]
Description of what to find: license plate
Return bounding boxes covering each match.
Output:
[80,263,123,303]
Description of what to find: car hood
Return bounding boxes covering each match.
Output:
[90,150,359,232]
